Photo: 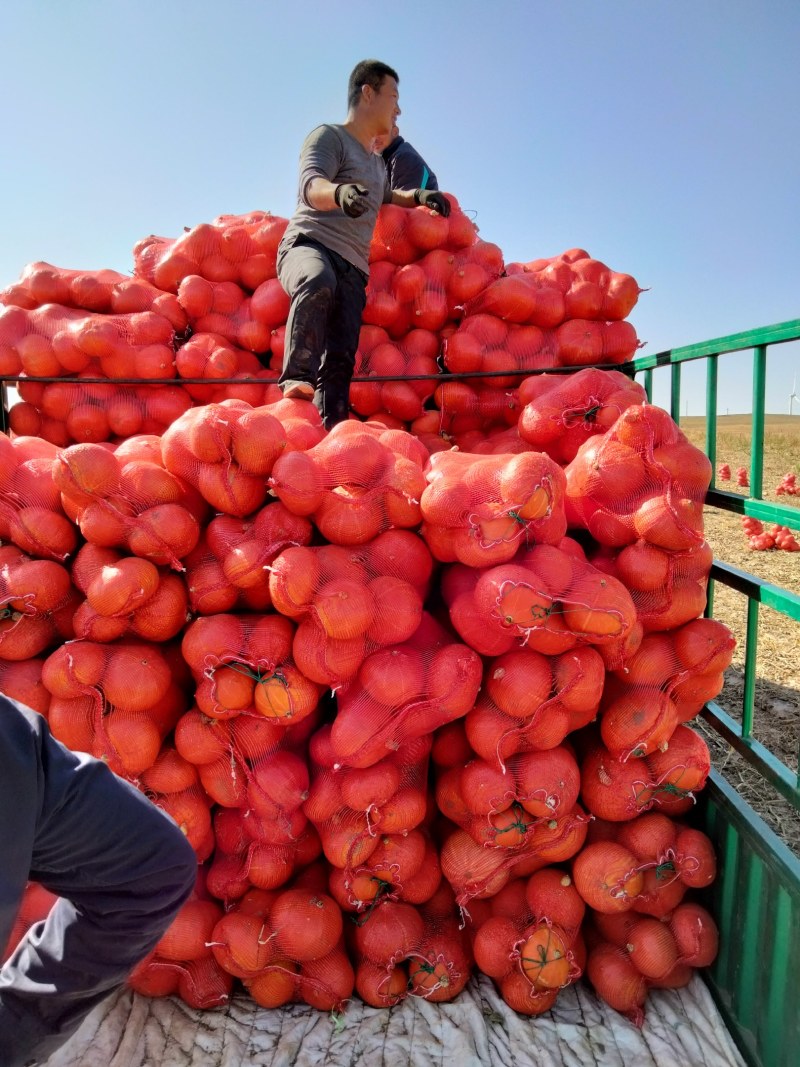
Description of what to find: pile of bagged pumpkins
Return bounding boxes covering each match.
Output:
[0,193,732,1024]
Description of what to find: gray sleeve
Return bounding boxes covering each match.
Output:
[297,124,345,206]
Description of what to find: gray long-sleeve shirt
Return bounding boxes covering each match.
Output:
[279,123,393,276]
[0,695,196,1067]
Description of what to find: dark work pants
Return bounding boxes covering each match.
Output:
[0,696,197,1067]
[277,235,367,430]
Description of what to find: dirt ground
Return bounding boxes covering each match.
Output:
[679,414,800,854]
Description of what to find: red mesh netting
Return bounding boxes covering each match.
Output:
[181,501,314,617]
[580,814,718,1023]
[0,547,78,661]
[432,379,522,444]
[180,612,324,728]
[419,450,567,567]
[0,658,51,718]
[444,313,641,381]
[597,618,736,760]
[130,951,234,1009]
[133,212,289,294]
[578,725,712,822]
[326,825,442,916]
[40,638,188,781]
[362,239,503,342]
[438,807,590,910]
[584,897,719,1027]
[462,645,606,762]
[469,867,584,1015]
[202,871,354,1012]
[464,274,566,328]
[160,400,293,519]
[351,325,440,423]
[266,529,434,690]
[177,274,288,357]
[501,249,643,323]
[0,303,177,379]
[350,886,473,1006]
[590,538,714,633]
[609,812,717,917]
[448,423,529,457]
[268,420,429,546]
[443,540,639,670]
[518,367,648,464]
[305,727,432,880]
[0,286,281,447]
[0,435,81,562]
[124,868,222,1001]
[172,332,278,403]
[564,404,712,550]
[68,544,189,644]
[435,745,582,851]
[173,691,321,876]
[327,612,482,768]
[369,195,478,266]
[1,262,186,330]
[54,440,208,570]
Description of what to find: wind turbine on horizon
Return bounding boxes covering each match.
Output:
[791,374,798,416]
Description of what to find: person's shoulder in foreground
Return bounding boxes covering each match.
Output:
[0,692,196,1067]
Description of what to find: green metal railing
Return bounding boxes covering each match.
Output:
[699,772,800,1067]
[628,319,800,809]
[628,320,800,1067]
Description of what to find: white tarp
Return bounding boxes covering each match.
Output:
[45,973,746,1067]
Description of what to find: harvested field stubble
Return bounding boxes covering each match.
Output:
[680,415,800,853]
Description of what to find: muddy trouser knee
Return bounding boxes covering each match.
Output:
[318,256,367,429]
[277,238,337,390]
[0,699,197,1067]
[277,237,367,428]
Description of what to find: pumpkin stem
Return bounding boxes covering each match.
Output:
[217,660,264,682]
[655,860,677,882]
[349,878,393,925]
[560,396,603,427]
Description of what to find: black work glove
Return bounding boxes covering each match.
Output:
[335,183,369,218]
[414,189,451,217]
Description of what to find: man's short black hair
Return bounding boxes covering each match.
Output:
[348,60,399,110]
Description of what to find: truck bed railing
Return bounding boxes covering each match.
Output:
[629,320,800,1067]
[629,320,800,811]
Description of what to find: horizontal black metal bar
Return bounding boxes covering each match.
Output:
[0,362,631,387]
[710,560,800,621]
[706,490,800,529]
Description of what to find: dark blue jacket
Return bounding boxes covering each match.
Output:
[381,136,439,192]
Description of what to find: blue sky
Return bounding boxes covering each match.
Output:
[2,1,798,415]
